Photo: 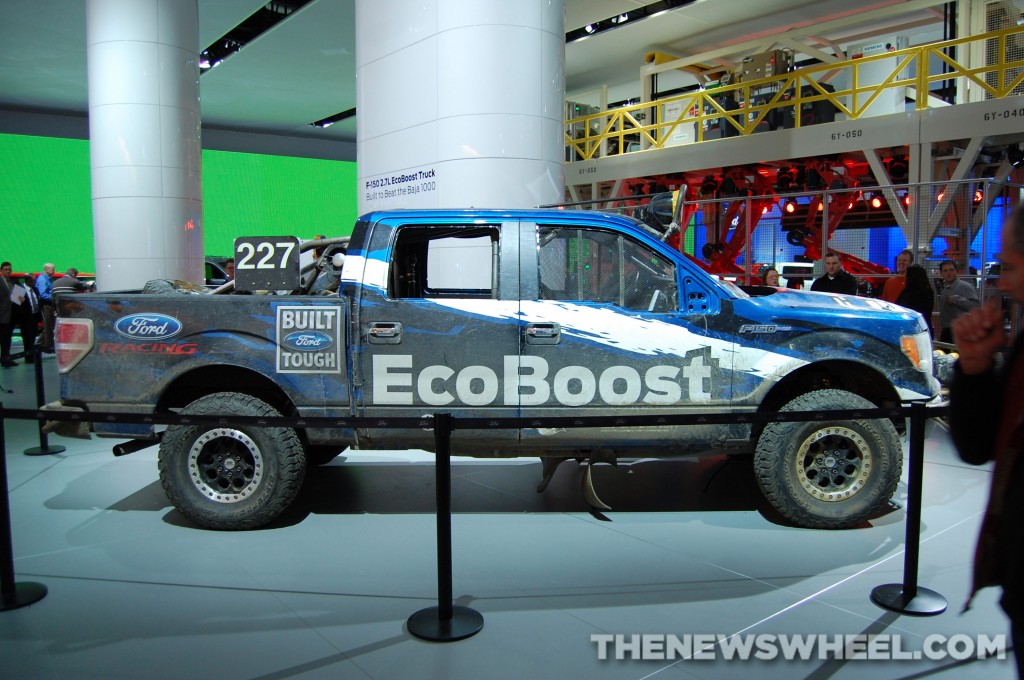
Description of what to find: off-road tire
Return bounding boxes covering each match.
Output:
[754,389,901,529]
[158,392,306,530]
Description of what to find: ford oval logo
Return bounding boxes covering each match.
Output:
[283,330,333,351]
[114,313,183,340]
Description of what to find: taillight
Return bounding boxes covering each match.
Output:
[56,318,94,373]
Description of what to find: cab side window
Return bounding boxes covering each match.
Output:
[537,226,677,312]
[389,226,499,299]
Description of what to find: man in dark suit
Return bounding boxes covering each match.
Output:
[810,251,858,295]
[18,274,42,362]
[0,261,19,367]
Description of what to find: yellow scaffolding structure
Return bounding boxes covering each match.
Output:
[565,26,1024,161]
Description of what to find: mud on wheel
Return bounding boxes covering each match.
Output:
[158,392,306,530]
[753,389,901,529]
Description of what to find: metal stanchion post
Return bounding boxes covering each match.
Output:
[407,412,483,642]
[24,346,65,456]
[0,404,48,610]
[870,402,947,615]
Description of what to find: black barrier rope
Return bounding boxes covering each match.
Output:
[0,405,48,611]
[24,347,64,457]
[8,405,913,430]
[870,401,948,615]
[0,401,951,626]
[407,413,484,642]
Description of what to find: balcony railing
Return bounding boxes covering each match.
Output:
[565,26,1024,161]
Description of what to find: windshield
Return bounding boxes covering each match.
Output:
[715,277,750,299]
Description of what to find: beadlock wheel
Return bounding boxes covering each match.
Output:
[753,388,901,529]
[158,392,306,530]
[793,425,871,502]
[188,428,264,503]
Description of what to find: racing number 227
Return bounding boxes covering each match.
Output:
[236,241,296,270]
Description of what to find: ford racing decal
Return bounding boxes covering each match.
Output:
[276,305,342,374]
[114,313,182,340]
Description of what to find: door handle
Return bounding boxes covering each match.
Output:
[525,322,560,345]
[366,321,403,344]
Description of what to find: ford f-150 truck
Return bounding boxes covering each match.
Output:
[49,209,938,531]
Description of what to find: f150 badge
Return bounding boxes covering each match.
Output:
[738,324,793,334]
[276,305,342,373]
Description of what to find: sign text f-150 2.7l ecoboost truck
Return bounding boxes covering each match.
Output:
[48,209,938,530]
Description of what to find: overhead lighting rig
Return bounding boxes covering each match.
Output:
[199,0,312,73]
[565,0,697,42]
[310,108,356,129]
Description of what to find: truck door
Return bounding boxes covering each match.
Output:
[517,221,738,453]
[355,219,521,450]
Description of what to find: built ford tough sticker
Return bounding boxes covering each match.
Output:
[275,305,343,374]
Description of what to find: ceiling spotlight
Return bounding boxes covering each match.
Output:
[1009,144,1024,167]
[888,156,908,182]
[584,24,595,33]
[783,200,798,214]
[775,169,794,190]
[973,188,984,203]
[700,175,718,196]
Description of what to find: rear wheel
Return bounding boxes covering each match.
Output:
[158,392,306,530]
[754,389,901,529]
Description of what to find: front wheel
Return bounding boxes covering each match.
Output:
[753,389,901,529]
[158,392,306,530]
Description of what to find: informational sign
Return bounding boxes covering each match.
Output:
[233,236,301,291]
[362,165,439,212]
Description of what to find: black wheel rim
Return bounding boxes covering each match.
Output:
[187,428,264,503]
[794,425,872,502]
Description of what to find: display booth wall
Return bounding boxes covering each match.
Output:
[0,133,359,272]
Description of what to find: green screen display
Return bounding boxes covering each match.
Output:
[0,132,358,272]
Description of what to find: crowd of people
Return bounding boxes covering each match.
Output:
[757,249,993,342]
[0,261,92,367]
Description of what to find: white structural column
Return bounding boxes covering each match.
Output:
[356,0,564,212]
[86,0,203,290]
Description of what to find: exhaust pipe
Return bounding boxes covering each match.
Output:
[113,433,163,457]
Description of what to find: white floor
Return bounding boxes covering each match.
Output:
[0,349,1016,679]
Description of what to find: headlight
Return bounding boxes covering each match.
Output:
[900,331,933,373]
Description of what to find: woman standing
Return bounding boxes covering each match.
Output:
[895,264,935,335]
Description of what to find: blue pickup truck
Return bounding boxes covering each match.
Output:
[49,209,938,530]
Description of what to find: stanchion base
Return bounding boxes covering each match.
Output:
[0,581,48,611]
[870,584,947,616]
[24,445,65,456]
[408,605,483,642]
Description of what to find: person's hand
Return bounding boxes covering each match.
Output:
[952,298,1006,374]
